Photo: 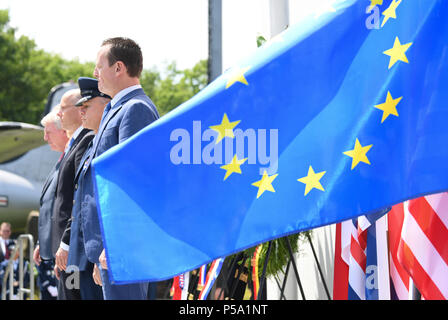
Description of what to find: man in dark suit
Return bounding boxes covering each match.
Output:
[0,222,14,295]
[33,106,68,298]
[70,37,159,300]
[64,77,111,300]
[0,222,13,263]
[50,89,94,300]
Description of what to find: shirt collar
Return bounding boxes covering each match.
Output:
[64,126,84,153]
[71,126,84,141]
[111,84,142,108]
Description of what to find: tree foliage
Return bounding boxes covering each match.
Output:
[141,60,208,116]
[0,9,207,124]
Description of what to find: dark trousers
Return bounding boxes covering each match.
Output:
[98,264,148,300]
[57,269,81,300]
[79,262,103,300]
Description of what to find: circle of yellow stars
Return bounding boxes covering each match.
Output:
[209,0,412,199]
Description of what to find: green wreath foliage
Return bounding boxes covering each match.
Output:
[229,231,312,284]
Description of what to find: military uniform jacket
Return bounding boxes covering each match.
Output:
[68,88,159,270]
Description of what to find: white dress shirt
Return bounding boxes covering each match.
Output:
[111,84,142,108]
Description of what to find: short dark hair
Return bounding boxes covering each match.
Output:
[102,37,143,78]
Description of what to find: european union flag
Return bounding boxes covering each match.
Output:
[93,0,448,283]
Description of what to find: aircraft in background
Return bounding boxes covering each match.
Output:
[0,82,77,238]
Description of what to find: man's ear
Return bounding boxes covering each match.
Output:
[115,61,127,76]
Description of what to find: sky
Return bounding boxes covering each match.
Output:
[0,0,337,72]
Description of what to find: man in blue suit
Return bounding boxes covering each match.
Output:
[62,78,109,300]
[70,38,159,300]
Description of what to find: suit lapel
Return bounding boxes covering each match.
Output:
[64,128,90,160]
[74,141,93,184]
[48,128,91,199]
[91,88,145,159]
[40,160,60,202]
[91,105,122,159]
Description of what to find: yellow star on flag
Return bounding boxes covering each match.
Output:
[220,155,247,181]
[297,166,326,196]
[369,0,383,9]
[343,138,373,170]
[381,0,402,28]
[252,171,278,199]
[225,66,251,89]
[209,113,241,143]
[374,91,402,123]
[383,36,413,69]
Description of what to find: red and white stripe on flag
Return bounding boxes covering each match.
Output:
[398,193,448,300]
[333,219,367,299]
[333,222,349,299]
[348,217,368,299]
[388,203,410,300]
[333,215,390,300]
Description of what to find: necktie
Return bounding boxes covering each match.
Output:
[100,102,112,124]
[68,136,75,150]
[58,152,65,162]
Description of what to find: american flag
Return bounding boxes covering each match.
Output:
[335,193,448,300]
[335,211,389,300]
[398,193,448,299]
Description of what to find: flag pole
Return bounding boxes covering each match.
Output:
[269,0,289,38]
[257,241,273,300]
[409,279,422,300]
[279,260,291,300]
[208,0,222,83]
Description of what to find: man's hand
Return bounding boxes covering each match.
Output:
[33,245,41,266]
[54,266,60,280]
[55,247,68,271]
[93,264,102,286]
[99,249,108,270]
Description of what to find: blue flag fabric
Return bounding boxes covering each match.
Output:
[93,0,448,283]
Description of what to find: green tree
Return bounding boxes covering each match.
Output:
[0,9,207,123]
[146,60,208,116]
[0,9,95,124]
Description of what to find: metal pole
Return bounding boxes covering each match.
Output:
[306,233,331,300]
[208,0,222,83]
[19,238,24,300]
[279,259,291,300]
[28,235,35,300]
[269,0,289,38]
[1,235,35,300]
[9,257,13,300]
[284,237,306,300]
[409,279,421,300]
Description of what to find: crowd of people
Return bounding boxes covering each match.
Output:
[32,37,160,300]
